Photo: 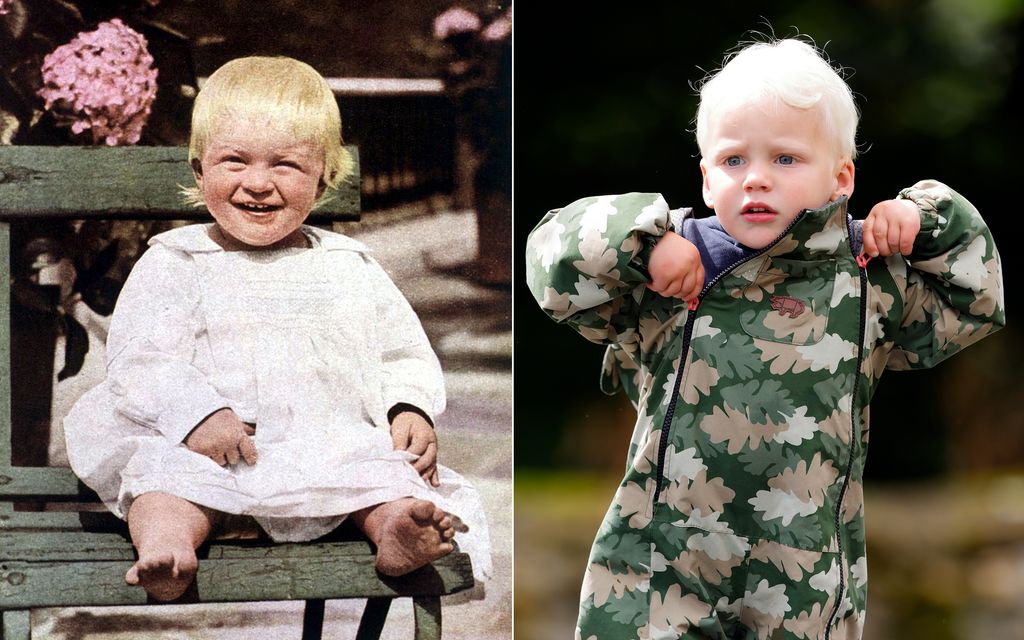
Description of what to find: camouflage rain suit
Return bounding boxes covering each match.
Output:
[525,181,1005,640]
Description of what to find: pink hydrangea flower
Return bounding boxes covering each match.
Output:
[482,6,512,42]
[38,19,159,146]
[433,6,482,40]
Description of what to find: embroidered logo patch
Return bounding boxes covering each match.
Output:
[770,295,807,318]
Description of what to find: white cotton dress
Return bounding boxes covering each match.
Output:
[63,224,491,581]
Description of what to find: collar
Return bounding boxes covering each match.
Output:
[679,196,853,288]
[765,196,853,261]
[149,223,370,254]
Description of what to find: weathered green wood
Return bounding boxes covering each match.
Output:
[0,552,473,607]
[355,597,392,640]
[0,508,93,532]
[1,610,30,640]
[0,467,81,499]
[0,146,360,220]
[0,223,9,469]
[0,532,386,562]
[0,531,134,561]
[412,596,442,640]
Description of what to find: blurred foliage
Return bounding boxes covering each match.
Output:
[514,0,1024,479]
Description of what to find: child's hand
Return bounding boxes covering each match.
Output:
[647,233,705,302]
[185,408,258,466]
[863,198,921,257]
[390,411,439,487]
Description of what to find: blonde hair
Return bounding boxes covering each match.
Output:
[695,38,859,160]
[183,56,352,206]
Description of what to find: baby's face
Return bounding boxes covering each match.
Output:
[699,100,854,249]
[195,117,325,249]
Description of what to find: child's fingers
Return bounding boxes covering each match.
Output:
[899,226,916,255]
[659,277,684,299]
[862,217,877,256]
[239,436,258,465]
[869,215,891,256]
[430,468,440,487]
[390,420,411,450]
[408,426,434,457]
[887,219,902,255]
[682,265,703,301]
[412,442,437,474]
[225,446,240,466]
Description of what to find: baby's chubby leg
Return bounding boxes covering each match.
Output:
[352,498,459,576]
[125,492,213,601]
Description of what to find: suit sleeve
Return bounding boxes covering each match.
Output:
[886,180,1005,370]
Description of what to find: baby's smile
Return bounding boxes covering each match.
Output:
[234,202,283,215]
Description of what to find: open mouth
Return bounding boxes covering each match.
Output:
[742,205,777,222]
[234,202,282,215]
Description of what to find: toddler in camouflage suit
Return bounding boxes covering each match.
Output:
[526,38,1005,639]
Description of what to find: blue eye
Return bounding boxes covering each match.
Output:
[725,156,743,167]
[777,155,795,165]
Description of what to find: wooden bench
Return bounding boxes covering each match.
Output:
[0,146,475,640]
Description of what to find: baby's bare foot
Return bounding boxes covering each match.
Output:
[125,546,197,601]
[370,498,455,576]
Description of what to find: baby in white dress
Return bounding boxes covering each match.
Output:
[63,56,490,601]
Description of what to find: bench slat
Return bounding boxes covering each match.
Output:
[0,552,473,607]
[0,146,360,220]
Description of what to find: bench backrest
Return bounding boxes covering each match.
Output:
[0,146,360,526]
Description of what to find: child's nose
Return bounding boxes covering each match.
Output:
[241,167,274,193]
[742,164,771,191]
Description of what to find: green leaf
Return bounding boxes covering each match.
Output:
[691,331,764,380]
[607,532,650,574]
[658,521,688,549]
[812,373,854,407]
[721,379,795,425]
[737,440,794,477]
[604,583,648,626]
[777,514,822,549]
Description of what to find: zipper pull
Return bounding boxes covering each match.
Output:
[687,298,699,311]
[855,252,872,269]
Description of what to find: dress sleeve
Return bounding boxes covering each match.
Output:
[886,180,1005,370]
[367,258,446,423]
[104,245,231,443]
[525,192,672,345]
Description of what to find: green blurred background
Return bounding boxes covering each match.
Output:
[513,1,1024,638]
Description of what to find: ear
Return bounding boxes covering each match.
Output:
[833,159,855,200]
[316,176,327,199]
[700,159,715,209]
[191,158,204,188]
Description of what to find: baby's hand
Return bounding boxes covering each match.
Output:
[390,411,439,487]
[647,233,705,302]
[863,198,921,257]
[185,408,258,466]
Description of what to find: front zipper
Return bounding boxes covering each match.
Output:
[824,249,870,638]
[651,213,808,504]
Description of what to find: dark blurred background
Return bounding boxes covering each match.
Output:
[514,2,1024,638]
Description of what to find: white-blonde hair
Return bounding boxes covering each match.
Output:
[695,38,859,160]
[182,56,352,206]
